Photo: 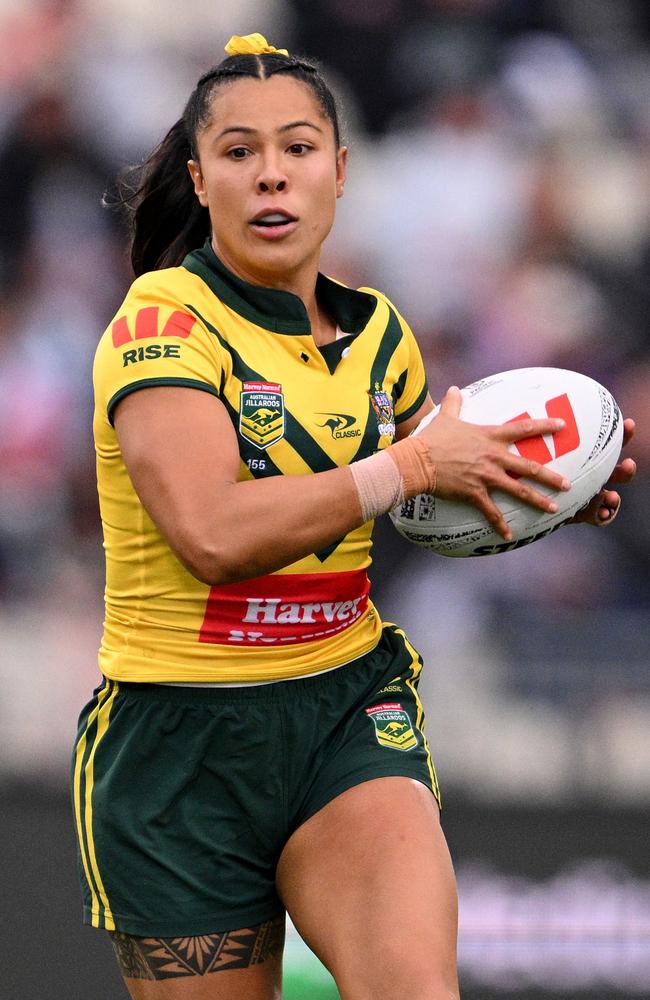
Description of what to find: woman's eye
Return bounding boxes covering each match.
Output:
[288,143,310,155]
[228,147,251,160]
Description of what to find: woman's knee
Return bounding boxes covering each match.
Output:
[330,938,458,1000]
[334,964,459,1000]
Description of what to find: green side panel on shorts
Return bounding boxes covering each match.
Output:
[72,679,120,930]
[72,694,101,917]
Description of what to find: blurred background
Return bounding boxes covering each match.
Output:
[1,1,648,998]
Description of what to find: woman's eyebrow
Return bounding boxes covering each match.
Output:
[279,120,323,133]
[215,125,256,139]
[215,120,323,140]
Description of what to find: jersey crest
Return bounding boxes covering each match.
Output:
[369,384,395,438]
[365,702,418,751]
[239,381,285,450]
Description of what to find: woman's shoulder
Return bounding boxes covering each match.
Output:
[356,284,415,337]
[96,265,215,359]
[124,265,208,305]
[356,284,392,306]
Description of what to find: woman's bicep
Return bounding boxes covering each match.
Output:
[113,386,241,577]
[112,385,366,586]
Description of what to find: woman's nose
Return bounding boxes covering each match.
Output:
[256,154,288,194]
[258,177,287,193]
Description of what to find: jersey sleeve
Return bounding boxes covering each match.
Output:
[392,310,429,423]
[94,271,227,426]
[361,287,430,423]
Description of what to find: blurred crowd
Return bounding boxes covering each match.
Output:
[1,0,648,793]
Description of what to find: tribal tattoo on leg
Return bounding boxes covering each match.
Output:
[110,917,285,980]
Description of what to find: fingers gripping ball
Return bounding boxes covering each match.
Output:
[390,368,624,557]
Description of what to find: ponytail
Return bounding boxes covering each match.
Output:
[116,119,209,276]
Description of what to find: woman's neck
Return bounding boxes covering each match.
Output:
[211,239,336,345]
[309,301,338,346]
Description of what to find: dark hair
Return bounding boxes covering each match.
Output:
[116,52,342,276]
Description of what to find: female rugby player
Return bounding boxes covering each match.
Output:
[72,33,635,1000]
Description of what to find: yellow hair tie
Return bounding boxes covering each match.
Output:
[225,33,289,57]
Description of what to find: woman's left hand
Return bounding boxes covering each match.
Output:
[573,417,637,526]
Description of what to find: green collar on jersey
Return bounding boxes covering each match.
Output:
[182,241,377,337]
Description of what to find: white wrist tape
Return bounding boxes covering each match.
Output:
[349,437,437,523]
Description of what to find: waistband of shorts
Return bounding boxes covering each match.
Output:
[108,630,396,705]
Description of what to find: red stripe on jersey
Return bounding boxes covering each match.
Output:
[161,311,197,338]
[135,306,159,340]
[111,316,132,347]
[199,569,371,646]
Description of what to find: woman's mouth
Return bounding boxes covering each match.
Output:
[250,211,298,239]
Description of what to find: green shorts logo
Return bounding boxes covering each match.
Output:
[365,702,418,751]
[240,381,285,450]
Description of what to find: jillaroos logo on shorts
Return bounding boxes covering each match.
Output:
[365,703,418,751]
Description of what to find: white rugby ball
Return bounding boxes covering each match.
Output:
[389,367,623,557]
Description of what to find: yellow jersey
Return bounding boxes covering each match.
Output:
[93,243,428,682]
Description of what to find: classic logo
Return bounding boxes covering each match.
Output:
[111,307,196,346]
[317,412,362,439]
[368,383,395,438]
[365,703,418,751]
[510,393,580,465]
[239,381,285,450]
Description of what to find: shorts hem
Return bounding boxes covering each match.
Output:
[82,903,286,937]
[296,766,440,831]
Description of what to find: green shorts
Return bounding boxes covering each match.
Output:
[71,623,440,937]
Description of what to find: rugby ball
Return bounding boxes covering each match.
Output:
[389,367,623,557]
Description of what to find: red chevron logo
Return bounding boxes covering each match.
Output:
[112,308,196,347]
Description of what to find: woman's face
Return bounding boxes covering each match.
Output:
[188,74,347,290]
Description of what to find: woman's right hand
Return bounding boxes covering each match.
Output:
[415,386,571,541]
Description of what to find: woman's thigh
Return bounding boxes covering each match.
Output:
[276,776,459,1000]
[109,917,284,1000]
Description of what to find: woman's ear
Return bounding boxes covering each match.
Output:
[336,146,348,198]
[187,160,208,207]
